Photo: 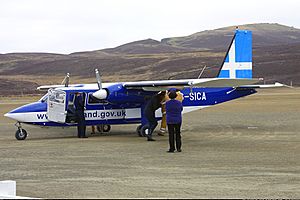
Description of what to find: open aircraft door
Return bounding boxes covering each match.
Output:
[47,89,67,123]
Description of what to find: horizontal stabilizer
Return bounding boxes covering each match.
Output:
[238,82,287,89]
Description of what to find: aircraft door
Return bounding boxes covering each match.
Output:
[47,89,67,123]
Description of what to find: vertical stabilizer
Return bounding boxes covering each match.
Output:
[218,30,252,79]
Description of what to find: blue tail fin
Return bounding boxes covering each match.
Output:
[218,30,252,79]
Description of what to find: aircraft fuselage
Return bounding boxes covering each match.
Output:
[5,86,256,127]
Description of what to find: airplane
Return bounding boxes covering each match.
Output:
[4,29,284,140]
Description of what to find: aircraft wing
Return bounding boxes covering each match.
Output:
[123,78,260,91]
[37,84,85,91]
[37,85,66,91]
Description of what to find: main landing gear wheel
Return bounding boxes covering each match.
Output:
[15,129,27,140]
[140,125,150,137]
[97,124,111,133]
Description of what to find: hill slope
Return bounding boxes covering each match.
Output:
[162,23,300,50]
[0,23,299,95]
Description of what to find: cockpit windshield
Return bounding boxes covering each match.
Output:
[39,94,48,103]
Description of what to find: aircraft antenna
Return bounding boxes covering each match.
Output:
[197,65,206,79]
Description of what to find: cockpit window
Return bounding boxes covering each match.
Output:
[39,94,48,103]
[48,90,65,104]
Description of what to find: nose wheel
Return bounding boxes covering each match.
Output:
[15,122,27,140]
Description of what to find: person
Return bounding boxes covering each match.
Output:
[158,100,167,136]
[144,92,166,141]
[165,90,183,152]
[91,126,96,134]
[74,92,87,138]
[159,90,184,136]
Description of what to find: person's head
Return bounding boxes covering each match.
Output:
[168,88,177,93]
[168,91,177,99]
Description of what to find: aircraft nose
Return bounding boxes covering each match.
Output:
[4,109,22,121]
[4,106,31,122]
[3,102,47,122]
[4,111,18,121]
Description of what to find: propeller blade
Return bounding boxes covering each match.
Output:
[93,69,108,99]
[61,73,70,87]
[95,69,102,90]
[65,73,70,87]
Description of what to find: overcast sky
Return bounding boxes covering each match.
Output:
[0,0,299,54]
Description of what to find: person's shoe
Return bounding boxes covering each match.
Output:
[177,149,182,152]
[81,136,88,138]
[167,150,175,153]
[157,132,164,136]
[147,137,155,141]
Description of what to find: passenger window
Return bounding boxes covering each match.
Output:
[68,93,75,105]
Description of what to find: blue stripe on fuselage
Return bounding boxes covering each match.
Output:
[25,118,143,127]
[9,102,47,114]
[181,87,256,107]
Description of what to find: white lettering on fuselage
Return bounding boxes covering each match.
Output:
[188,92,206,101]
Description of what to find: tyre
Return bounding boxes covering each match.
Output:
[102,124,111,132]
[15,129,27,140]
[97,125,111,133]
[140,125,150,137]
[96,125,103,133]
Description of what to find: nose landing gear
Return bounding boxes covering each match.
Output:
[15,122,27,140]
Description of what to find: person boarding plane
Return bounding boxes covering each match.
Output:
[4,30,284,140]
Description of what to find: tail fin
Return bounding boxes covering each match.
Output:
[217,30,252,79]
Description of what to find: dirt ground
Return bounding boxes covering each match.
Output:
[0,88,299,199]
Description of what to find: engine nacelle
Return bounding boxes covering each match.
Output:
[92,89,108,100]
[92,83,153,103]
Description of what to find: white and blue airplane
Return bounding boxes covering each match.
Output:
[4,30,284,140]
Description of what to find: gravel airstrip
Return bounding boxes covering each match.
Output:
[0,88,299,198]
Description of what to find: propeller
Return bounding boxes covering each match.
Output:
[92,69,108,99]
[95,69,102,90]
[61,73,70,87]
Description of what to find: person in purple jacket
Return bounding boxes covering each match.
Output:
[165,90,183,153]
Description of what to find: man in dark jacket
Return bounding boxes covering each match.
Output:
[144,92,165,141]
[166,90,183,152]
[74,92,87,138]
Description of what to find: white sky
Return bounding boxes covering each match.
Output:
[0,0,299,54]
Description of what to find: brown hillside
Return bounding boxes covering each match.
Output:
[0,23,299,95]
[162,23,300,50]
